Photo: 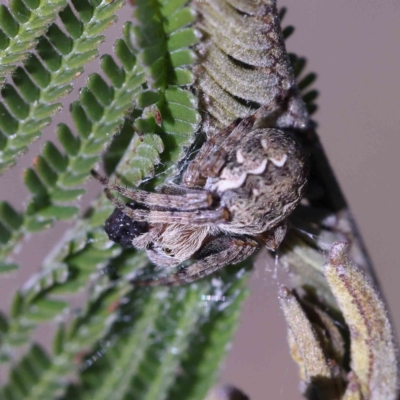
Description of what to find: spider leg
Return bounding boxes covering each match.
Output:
[91,170,212,211]
[131,236,259,286]
[158,184,211,196]
[183,118,244,186]
[259,221,288,251]
[199,118,256,179]
[185,118,259,182]
[104,189,230,225]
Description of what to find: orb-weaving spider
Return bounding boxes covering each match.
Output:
[92,100,308,286]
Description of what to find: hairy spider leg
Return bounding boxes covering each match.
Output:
[157,184,213,196]
[91,170,212,211]
[183,118,244,186]
[199,119,257,178]
[131,237,259,286]
[104,188,230,225]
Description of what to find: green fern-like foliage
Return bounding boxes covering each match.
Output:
[0,24,145,272]
[0,0,254,399]
[0,1,319,399]
[0,0,67,84]
[0,0,125,173]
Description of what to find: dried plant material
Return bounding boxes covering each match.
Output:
[324,242,399,400]
[279,287,343,399]
[342,372,362,400]
[301,300,345,367]
[280,229,338,308]
[205,385,250,400]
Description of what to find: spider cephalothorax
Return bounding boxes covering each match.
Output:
[92,104,308,286]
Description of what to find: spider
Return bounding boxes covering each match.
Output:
[91,103,308,286]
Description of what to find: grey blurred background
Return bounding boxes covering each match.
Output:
[0,1,399,399]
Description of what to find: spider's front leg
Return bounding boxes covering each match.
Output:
[103,188,229,225]
[131,236,259,286]
[260,221,288,251]
[91,170,212,211]
[183,118,253,186]
[183,124,235,187]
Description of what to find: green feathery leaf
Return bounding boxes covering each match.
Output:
[0,0,68,85]
[0,0,125,174]
[71,263,250,400]
[0,2,248,398]
[0,2,321,399]
[0,26,144,271]
[0,0,201,372]
[0,0,200,272]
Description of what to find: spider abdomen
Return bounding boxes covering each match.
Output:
[206,128,308,235]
